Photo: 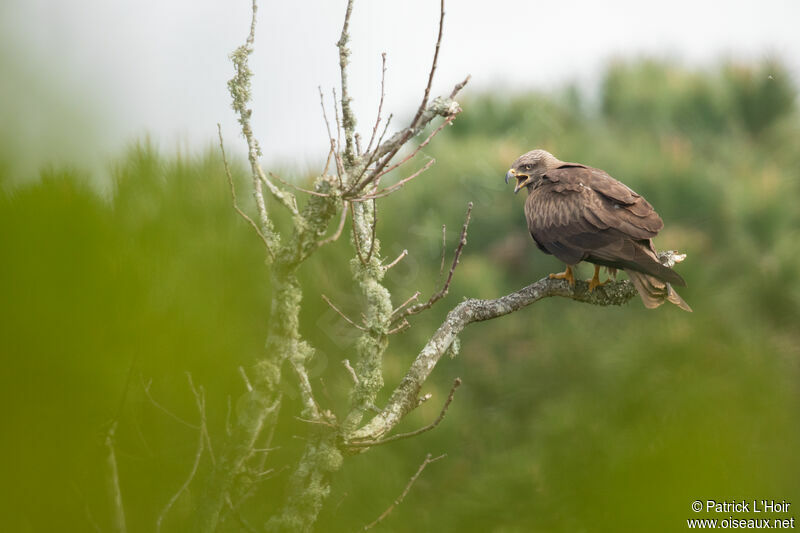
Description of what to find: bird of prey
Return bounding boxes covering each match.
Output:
[506,149,691,311]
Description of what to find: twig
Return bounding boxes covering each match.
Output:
[449,74,471,99]
[141,376,199,430]
[226,496,259,533]
[188,374,215,467]
[409,0,446,130]
[365,199,378,262]
[356,113,455,196]
[333,87,343,159]
[225,395,232,436]
[270,172,332,197]
[353,158,436,201]
[391,290,420,317]
[343,359,359,385]
[218,124,274,254]
[349,202,369,266]
[104,421,127,533]
[355,133,362,156]
[295,416,336,428]
[365,52,388,155]
[439,224,446,278]
[346,114,394,195]
[322,294,367,331]
[387,319,410,336]
[361,453,447,531]
[319,86,334,144]
[72,483,103,533]
[348,378,461,448]
[384,250,408,271]
[291,359,322,419]
[319,204,348,246]
[393,202,472,323]
[238,366,253,393]
[156,374,207,533]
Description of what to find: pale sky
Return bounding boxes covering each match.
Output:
[3,0,799,176]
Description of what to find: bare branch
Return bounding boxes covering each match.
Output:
[394,202,472,322]
[384,249,409,271]
[391,290,420,317]
[354,113,455,198]
[362,453,446,531]
[218,124,274,255]
[449,74,471,99]
[346,114,394,194]
[156,374,207,533]
[104,421,127,533]
[322,294,367,332]
[291,359,322,420]
[319,86,335,145]
[439,224,447,278]
[332,88,342,155]
[365,199,378,261]
[347,378,460,448]
[387,319,410,336]
[349,202,369,265]
[188,375,216,467]
[409,0,446,130]
[238,366,253,393]
[343,359,359,385]
[141,376,199,430]
[319,203,348,246]
[353,158,436,201]
[270,172,332,197]
[365,52,388,155]
[370,78,467,169]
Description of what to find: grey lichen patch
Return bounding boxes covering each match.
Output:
[315,441,343,472]
[445,336,461,359]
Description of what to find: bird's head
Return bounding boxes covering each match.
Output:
[505,149,561,194]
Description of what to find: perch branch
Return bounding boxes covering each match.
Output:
[349,269,651,443]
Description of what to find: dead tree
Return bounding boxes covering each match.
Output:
[122,1,674,531]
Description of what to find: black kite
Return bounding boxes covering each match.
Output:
[506,149,691,311]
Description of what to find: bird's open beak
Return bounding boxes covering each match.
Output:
[507,169,531,194]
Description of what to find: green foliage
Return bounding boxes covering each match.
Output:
[2,58,799,532]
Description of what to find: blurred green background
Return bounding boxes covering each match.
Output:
[1,57,799,532]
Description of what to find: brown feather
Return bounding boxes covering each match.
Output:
[511,150,690,311]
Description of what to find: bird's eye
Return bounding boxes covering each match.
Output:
[523,164,532,171]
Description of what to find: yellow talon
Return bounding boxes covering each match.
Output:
[549,265,575,287]
[587,264,609,292]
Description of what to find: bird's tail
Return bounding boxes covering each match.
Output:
[625,269,692,312]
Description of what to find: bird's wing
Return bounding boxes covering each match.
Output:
[525,165,684,285]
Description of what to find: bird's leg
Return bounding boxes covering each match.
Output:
[588,264,609,292]
[549,265,575,287]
